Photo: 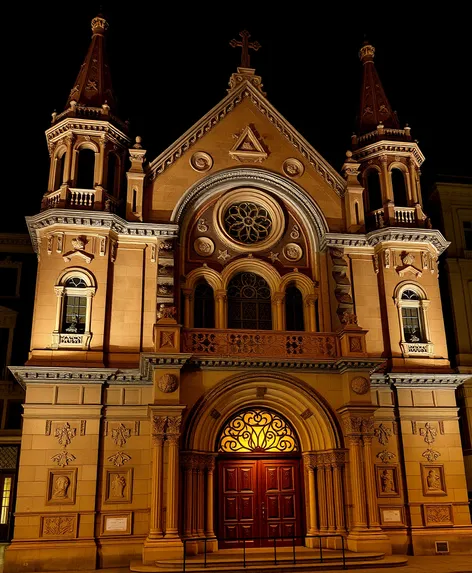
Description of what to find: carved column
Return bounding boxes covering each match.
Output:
[97,137,106,187]
[182,454,194,537]
[362,420,381,529]
[316,458,328,531]
[205,456,216,538]
[408,159,418,204]
[63,134,74,185]
[149,415,166,539]
[165,416,181,538]
[344,417,367,530]
[197,458,205,536]
[332,455,346,531]
[273,292,285,331]
[380,155,392,202]
[305,294,318,332]
[215,290,227,329]
[303,454,318,534]
[325,460,336,532]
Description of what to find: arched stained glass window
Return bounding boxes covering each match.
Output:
[227,272,272,330]
[218,408,299,453]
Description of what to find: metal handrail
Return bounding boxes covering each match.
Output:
[182,534,346,572]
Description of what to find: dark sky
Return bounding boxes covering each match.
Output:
[5,4,471,232]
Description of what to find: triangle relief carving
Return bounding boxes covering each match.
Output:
[230,125,268,163]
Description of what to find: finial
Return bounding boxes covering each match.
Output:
[133,136,143,149]
[51,110,57,122]
[91,14,108,36]
[230,30,261,68]
[345,150,354,162]
[359,41,375,63]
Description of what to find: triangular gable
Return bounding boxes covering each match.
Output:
[229,125,268,163]
[148,80,346,197]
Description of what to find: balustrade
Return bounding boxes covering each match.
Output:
[394,206,416,225]
[69,188,96,208]
[182,329,338,360]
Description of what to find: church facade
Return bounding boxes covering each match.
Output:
[4,16,472,572]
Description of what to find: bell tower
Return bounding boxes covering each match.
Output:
[42,15,131,213]
[351,42,428,230]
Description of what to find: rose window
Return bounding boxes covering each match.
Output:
[224,202,272,244]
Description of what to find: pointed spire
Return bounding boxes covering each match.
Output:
[65,14,117,113]
[357,41,400,135]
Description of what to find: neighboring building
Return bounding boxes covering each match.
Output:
[430,178,472,509]
[0,233,36,542]
[4,18,472,572]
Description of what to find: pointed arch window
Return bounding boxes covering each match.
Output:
[218,408,299,453]
[285,284,304,331]
[227,272,272,330]
[194,281,215,328]
[52,271,96,350]
[395,285,433,357]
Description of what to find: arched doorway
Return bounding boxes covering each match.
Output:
[182,372,346,553]
[217,407,303,548]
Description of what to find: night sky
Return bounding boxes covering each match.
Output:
[6,4,471,232]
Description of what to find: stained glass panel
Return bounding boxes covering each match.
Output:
[218,408,299,453]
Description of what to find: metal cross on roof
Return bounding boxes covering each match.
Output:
[230,30,261,68]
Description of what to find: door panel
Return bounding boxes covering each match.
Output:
[219,461,258,548]
[259,461,301,547]
[218,459,302,548]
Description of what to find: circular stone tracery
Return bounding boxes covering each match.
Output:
[213,189,285,253]
[224,202,272,244]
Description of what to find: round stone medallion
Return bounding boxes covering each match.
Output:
[282,158,304,178]
[283,243,303,262]
[194,237,215,257]
[189,151,213,172]
[158,374,179,394]
[350,376,370,395]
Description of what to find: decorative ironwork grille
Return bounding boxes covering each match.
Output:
[218,408,299,452]
[224,202,272,244]
[227,272,272,330]
[0,446,18,470]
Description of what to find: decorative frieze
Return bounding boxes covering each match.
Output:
[51,451,76,467]
[376,450,396,463]
[54,422,77,447]
[107,451,132,467]
[374,423,392,445]
[111,423,132,447]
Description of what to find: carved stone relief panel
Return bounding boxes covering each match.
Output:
[104,467,133,504]
[46,468,77,505]
[421,464,447,496]
[375,464,400,498]
[40,514,78,538]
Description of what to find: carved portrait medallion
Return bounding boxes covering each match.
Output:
[282,158,304,178]
[189,151,213,172]
[158,374,179,393]
[351,376,370,395]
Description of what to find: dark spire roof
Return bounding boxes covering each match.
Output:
[65,15,116,112]
[357,42,400,135]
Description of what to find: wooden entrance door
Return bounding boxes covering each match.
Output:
[218,458,302,548]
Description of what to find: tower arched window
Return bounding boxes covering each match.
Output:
[366,169,382,211]
[76,148,96,189]
[194,281,215,328]
[54,150,66,191]
[285,284,304,331]
[107,152,118,196]
[395,285,433,357]
[52,270,96,349]
[391,168,408,207]
[227,272,272,330]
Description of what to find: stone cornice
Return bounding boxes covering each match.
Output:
[0,233,33,254]
[352,140,425,167]
[139,353,193,380]
[321,228,450,255]
[188,358,380,371]
[148,81,346,197]
[45,117,131,147]
[372,372,471,388]
[26,210,179,254]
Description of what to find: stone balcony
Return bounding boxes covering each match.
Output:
[181,328,340,360]
[369,203,428,230]
[41,186,120,213]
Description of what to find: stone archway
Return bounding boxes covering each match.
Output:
[181,372,347,552]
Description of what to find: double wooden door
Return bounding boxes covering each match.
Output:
[218,458,302,548]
